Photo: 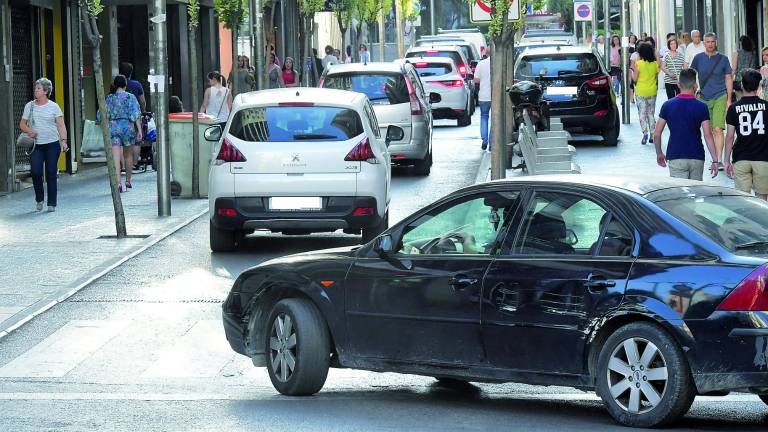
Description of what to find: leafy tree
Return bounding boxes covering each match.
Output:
[81,0,127,237]
[329,0,354,58]
[214,0,247,95]
[188,0,202,198]
[546,0,573,33]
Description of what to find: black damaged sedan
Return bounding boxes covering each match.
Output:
[222,176,768,427]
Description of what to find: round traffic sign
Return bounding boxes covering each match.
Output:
[577,3,591,18]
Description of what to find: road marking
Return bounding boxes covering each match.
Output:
[141,320,235,378]
[0,320,130,377]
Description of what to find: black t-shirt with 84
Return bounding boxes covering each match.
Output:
[726,96,768,162]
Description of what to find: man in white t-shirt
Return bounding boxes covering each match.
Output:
[322,45,339,71]
[474,48,492,150]
[684,30,705,67]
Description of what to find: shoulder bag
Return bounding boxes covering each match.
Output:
[696,54,724,100]
[215,88,229,120]
[16,101,36,154]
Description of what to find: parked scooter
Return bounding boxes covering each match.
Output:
[507,80,550,171]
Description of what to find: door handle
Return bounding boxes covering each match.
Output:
[449,274,478,290]
[585,274,616,291]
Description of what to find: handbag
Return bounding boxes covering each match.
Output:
[16,101,35,154]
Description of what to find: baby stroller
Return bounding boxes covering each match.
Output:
[135,112,157,172]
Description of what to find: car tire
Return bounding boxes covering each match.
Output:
[413,151,432,176]
[596,322,695,428]
[602,112,620,147]
[264,298,330,396]
[362,211,388,243]
[210,220,236,252]
[457,108,472,127]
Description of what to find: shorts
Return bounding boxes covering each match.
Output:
[704,93,727,130]
[668,158,705,181]
[733,160,768,195]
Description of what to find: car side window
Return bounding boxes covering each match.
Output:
[364,103,380,139]
[398,191,520,256]
[514,191,624,256]
[408,69,425,95]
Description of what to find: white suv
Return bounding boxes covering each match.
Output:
[206,88,400,252]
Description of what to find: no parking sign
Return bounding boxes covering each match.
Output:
[574,1,593,21]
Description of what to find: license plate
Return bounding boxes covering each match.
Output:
[546,86,578,96]
[269,197,322,211]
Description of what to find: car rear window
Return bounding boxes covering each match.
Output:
[516,53,599,78]
[322,73,409,105]
[412,62,452,77]
[407,50,462,67]
[655,195,768,252]
[228,106,364,142]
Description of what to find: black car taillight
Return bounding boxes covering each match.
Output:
[344,137,378,164]
[716,263,768,311]
[587,75,610,88]
[216,138,247,163]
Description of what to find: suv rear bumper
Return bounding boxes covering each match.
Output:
[212,196,383,232]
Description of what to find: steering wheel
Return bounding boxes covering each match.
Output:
[421,232,475,254]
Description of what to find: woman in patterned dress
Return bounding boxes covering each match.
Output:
[100,75,142,192]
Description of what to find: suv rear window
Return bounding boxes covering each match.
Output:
[228,106,364,142]
[413,62,452,77]
[516,53,599,78]
[322,73,409,105]
[407,50,463,68]
[655,195,768,252]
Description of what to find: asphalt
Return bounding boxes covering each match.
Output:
[0,165,208,338]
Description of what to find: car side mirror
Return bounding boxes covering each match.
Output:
[429,92,442,104]
[204,125,222,142]
[373,234,394,255]
[385,125,405,145]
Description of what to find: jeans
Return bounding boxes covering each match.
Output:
[479,101,491,147]
[30,141,61,206]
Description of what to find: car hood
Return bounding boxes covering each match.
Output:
[254,245,361,269]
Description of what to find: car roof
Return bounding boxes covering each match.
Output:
[477,175,738,196]
[235,87,367,107]
[402,56,457,66]
[517,45,594,56]
[323,62,404,74]
[407,45,463,54]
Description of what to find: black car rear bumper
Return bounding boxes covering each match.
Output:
[212,196,382,232]
[433,108,466,120]
[556,112,616,131]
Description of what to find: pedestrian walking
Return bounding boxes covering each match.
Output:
[267,53,284,89]
[609,35,622,96]
[759,47,768,100]
[119,62,146,171]
[596,35,605,59]
[322,45,338,71]
[659,33,677,59]
[631,42,660,145]
[359,43,371,64]
[661,38,685,99]
[19,78,68,212]
[474,47,492,151]
[683,30,705,67]
[229,55,255,96]
[100,75,143,193]
[690,32,733,170]
[281,57,299,88]
[679,32,691,54]
[653,68,719,181]
[200,71,232,131]
[724,70,768,199]
[732,35,757,100]
[313,48,324,77]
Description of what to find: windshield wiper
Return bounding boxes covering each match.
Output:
[734,240,768,250]
[368,96,390,101]
[292,133,337,140]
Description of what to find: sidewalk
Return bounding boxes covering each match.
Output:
[0,165,208,338]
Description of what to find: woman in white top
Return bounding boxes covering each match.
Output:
[200,71,233,130]
[661,38,685,99]
[19,78,68,212]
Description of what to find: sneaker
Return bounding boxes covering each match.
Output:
[641,133,648,145]
[481,142,488,150]
[649,137,654,144]
[718,162,725,171]
[35,202,43,212]
[47,206,55,212]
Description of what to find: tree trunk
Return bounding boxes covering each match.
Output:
[190,29,200,198]
[490,37,506,180]
[265,1,278,86]
[87,14,127,237]
[503,29,516,145]
[304,14,312,86]
[231,27,238,96]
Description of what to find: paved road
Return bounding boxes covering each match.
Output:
[1,113,767,431]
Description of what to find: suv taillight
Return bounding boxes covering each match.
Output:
[457,63,468,78]
[405,75,423,115]
[716,263,768,311]
[216,138,247,163]
[587,75,610,88]
[344,137,378,164]
[438,80,464,88]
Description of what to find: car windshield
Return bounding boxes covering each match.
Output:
[516,53,599,78]
[228,106,364,142]
[322,73,409,105]
[413,62,452,77]
[655,195,768,252]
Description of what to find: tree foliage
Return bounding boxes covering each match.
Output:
[298,0,326,15]
[399,0,419,21]
[546,0,573,33]
[354,0,392,25]
[188,0,200,30]
[329,0,354,29]
[214,0,246,30]
[82,0,103,18]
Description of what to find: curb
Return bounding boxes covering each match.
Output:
[474,150,492,184]
[0,207,209,340]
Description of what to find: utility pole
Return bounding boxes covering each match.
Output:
[603,0,610,70]
[620,0,630,124]
[430,0,435,35]
[252,0,265,90]
[394,0,405,58]
[151,0,171,216]
[591,0,598,51]
[379,9,385,61]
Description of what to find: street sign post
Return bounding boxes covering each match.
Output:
[469,0,522,23]
[574,1,592,21]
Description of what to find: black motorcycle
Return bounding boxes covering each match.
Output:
[508,80,550,136]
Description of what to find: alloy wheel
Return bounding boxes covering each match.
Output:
[607,337,669,414]
[269,313,298,383]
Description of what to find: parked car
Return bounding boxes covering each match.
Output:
[405,45,474,114]
[515,45,620,146]
[520,29,577,45]
[319,62,440,176]
[400,56,472,127]
[223,175,768,427]
[206,88,403,251]
[415,38,482,106]
[436,28,488,58]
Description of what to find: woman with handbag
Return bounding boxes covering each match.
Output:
[18,78,68,212]
[100,75,143,193]
[200,71,232,131]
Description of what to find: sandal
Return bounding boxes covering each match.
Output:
[118,183,123,193]
[126,181,132,190]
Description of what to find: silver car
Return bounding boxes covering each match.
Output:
[404,56,472,127]
[320,62,438,176]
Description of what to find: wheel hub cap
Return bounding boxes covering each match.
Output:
[606,337,669,414]
[269,313,297,383]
